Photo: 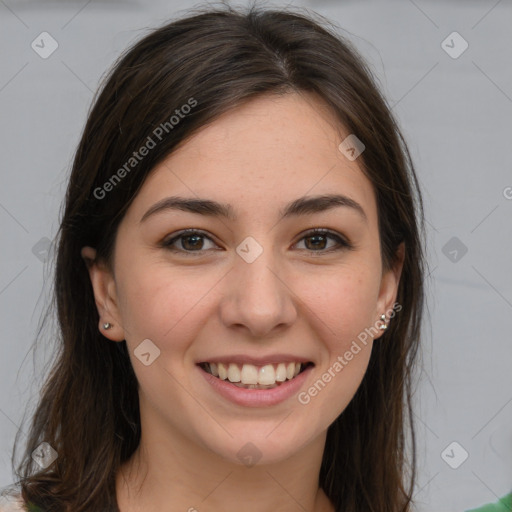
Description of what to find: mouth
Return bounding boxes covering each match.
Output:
[197,361,315,390]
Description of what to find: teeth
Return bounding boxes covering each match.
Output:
[218,363,228,380]
[240,364,258,385]
[206,361,308,386]
[227,363,241,382]
[258,364,275,385]
[275,363,287,382]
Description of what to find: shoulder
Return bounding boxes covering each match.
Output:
[0,491,27,512]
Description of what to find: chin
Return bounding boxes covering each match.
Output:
[202,430,310,468]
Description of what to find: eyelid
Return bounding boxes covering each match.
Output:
[161,227,353,255]
[162,228,218,252]
[294,228,353,254]
[296,227,351,246]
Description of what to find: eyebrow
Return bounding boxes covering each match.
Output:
[140,193,368,224]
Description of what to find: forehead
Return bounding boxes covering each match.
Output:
[126,92,377,227]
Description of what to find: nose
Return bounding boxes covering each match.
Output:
[218,243,298,339]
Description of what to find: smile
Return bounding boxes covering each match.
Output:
[198,361,314,389]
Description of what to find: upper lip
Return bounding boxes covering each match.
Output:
[197,354,314,366]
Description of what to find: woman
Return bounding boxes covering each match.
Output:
[2,5,426,511]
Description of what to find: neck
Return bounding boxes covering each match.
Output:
[115,416,334,512]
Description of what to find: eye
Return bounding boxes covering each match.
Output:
[162,229,217,255]
[294,228,353,253]
[161,228,353,256]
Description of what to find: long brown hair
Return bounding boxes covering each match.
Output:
[9,5,426,511]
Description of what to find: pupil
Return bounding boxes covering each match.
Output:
[183,235,203,250]
[306,235,326,250]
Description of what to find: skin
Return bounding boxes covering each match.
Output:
[81,91,404,512]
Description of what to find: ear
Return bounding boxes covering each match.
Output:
[374,242,405,339]
[81,246,125,342]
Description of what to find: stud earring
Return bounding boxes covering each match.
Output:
[379,314,388,331]
[103,322,113,330]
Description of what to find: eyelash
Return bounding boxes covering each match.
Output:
[161,228,353,256]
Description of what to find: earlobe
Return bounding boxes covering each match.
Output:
[81,246,125,342]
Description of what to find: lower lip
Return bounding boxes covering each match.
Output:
[197,364,314,407]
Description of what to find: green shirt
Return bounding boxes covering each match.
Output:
[465,492,512,512]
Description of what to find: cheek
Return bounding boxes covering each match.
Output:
[299,266,380,343]
[115,262,214,350]
[298,272,377,425]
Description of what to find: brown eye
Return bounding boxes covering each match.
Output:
[179,234,205,251]
[295,229,352,253]
[162,228,352,257]
[162,229,217,255]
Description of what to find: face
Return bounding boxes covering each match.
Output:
[82,92,403,466]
